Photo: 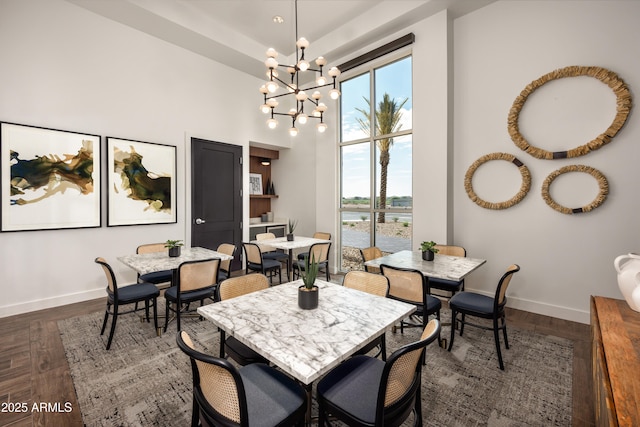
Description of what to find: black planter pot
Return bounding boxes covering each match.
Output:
[168,247,181,257]
[287,233,295,241]
[298,285,318,310]
[422,250,434,261]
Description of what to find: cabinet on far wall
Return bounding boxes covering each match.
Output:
[249,147,279,219]
[590,296,640,427]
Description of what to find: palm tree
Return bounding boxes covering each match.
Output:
[356,93,408,223]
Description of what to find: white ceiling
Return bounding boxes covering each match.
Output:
[66,0,495,79]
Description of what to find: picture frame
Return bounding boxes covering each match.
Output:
[1,121,101,232]
[106,137,177,226]
[249,173,263,195]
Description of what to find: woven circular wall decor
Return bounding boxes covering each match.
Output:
[541,165,608,214]
[464,152,531,210]
[508,65,632,159]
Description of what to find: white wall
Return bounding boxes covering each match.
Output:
[453,0,640,323]
[0,0,271,317]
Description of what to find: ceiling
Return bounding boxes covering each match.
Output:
[66,0,495,80]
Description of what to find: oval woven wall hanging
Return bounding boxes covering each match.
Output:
[508,65,632,159]
[541,165,608,214]
[464,152,531,210]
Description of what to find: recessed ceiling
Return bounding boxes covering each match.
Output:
[66,0,495,80]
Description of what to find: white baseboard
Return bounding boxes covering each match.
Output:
[0,288,105,319]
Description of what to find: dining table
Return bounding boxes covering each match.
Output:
[252,235,331,280]
[364,249,486,282]
[117,246,233,277]
[197,278,415,423]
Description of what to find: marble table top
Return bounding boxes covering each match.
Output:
[117,246,233,275]
[365,250,486,282]
[252,236,331,251]
[197,279,415,384]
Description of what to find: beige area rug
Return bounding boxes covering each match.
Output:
[59,308,572,426]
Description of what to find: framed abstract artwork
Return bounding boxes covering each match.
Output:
[106,137,177,226]
[1,122,101,232]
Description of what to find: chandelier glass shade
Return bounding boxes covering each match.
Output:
[259,0,340,136]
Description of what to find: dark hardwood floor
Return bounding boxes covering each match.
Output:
[0,295,594,426]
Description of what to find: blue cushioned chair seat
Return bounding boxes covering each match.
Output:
[317,355,384,424]
[240,363,306,427]
[449,292,493,315]
[248,259,281,270]
[422,295,442,315]
[115,283,159,304]
[139,270,172,284]
[428,277,463,292]
[225,336,269,365]
[164,286,215,302]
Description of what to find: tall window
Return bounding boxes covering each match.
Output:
[339,55,412,271]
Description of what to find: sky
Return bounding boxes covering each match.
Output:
[340,56,413,199]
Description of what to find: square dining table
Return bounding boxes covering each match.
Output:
[117,246,233,276]
[197,278,415,421]
[252,235,331,280]
[364,249,486,282]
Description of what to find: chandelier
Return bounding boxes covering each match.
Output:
[259,0,341,136]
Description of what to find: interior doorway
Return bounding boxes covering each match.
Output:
[191,138,243,272]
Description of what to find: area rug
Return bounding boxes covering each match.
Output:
[59,310,572,426]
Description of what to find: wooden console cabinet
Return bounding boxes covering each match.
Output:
[590,296,640,427]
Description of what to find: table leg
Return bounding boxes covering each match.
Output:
[287,249,293,282]
[303,382,313,426]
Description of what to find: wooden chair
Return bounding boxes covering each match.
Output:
[359,246,383,274]
[293,242,331,282]
[428,244,466,298]
[216,243,236,283]
[95,257,159,350]
[136,243,173,288]
[256,232,290,281]
[297,232,331,261]
[164,258,219,332]
[177,331,307,427]
[448,264,520,370]
[217,274,270,365]
[317,320,441,427]
[243,242,282,284]
[343,270,390,360]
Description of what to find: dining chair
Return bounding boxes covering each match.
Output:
[448,264,520,370]
[293,242,331,282]
[343,270,390,360]
[359,246,383,274]
[428,244,467,298]
[256,232,290,281]
[136,243,173,288]
[243,242,283,284]
[216,243,236,283]
[177,331,307,427]
[95,257,159,350]
[164,258,220,332]
[217,274,270,365]
[297,232,331,261]
[381,264,441,362]
[316,319,441,427]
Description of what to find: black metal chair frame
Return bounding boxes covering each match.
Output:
[95,257,159,350]
[447,264,520,370]
[164,258,219,332]
[176,331,307,427]
[317,320,441,427]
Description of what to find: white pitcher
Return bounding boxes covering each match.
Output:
[614,253,640,312]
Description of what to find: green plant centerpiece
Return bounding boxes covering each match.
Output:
[287,219,298,241]
[298,253,319,310]
[420,240,439,261]
[165,239,184,257]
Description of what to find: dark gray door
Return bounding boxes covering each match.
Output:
[191,138,242,271]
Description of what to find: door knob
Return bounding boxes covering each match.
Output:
[195,218,206,225]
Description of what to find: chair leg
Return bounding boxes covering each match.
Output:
[164,300,170,332]
[144,300,150,322]
[447,309,456,351]
[414,374,423,427]
[191,398,199,427]
[100,303,111,335]
[380,333,387,361]
[219,330,226,358]
[459,313,466,335]
[176,302,181,331]
[493,317,505,370]
[278,266,282,283]
[501,316,510,349]
[105,305,118,350]
[152,297,158,333]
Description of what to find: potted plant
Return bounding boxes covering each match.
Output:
[287,219,298,241]
[298,253,319,309]
[165,239,184,257]
[420,241,439,261]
